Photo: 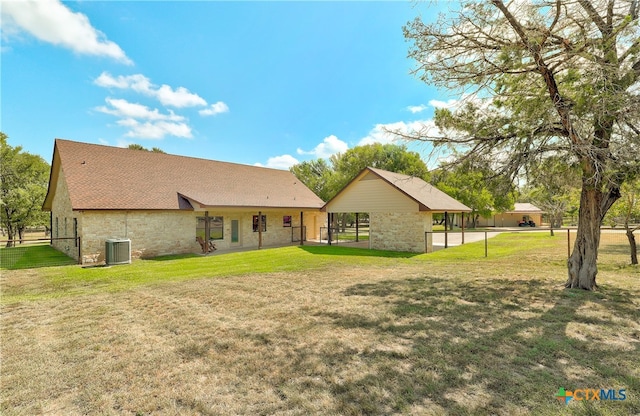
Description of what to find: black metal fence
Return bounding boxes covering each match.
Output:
[0,237,80,270]
[425,227,639,264]
[320,226,370,244]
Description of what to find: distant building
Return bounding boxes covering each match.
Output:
[476,203,544,227]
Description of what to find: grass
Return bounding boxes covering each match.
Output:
[0,243,77,270]
[1,233,639,415]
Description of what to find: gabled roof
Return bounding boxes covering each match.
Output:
[42,139,325,211]
[323,166,471,212]
[507,203,543,213]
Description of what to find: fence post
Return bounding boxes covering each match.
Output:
[485,231,488,257]
[567,228,570,259]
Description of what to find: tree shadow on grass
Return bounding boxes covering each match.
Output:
[299,245,421,259]
[315,277,640,415]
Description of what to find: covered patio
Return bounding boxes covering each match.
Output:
[322,167,471,253]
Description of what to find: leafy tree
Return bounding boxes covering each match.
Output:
[330,143,430,191]
[290,158,336,202]
[0,133,50,246]
[127,144,166,153]
[432,156,516,228]
[403,1,640,289]
[604,179,640,264]
[521,156,581,236]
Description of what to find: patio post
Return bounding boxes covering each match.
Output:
[300,211,304,246]
[258,211,262,249]
[444,211,448,249]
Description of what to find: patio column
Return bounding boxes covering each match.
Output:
[355,213,359,242]
[461,212,465,244]
[444,211,448,249]
[327,212,332,246]
[300,211,304,246]
[205,211,210,241]
[258,211,262,249]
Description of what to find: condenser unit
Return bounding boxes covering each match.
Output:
[105,238,131,265]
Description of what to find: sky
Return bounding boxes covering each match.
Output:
[1,0,455,170]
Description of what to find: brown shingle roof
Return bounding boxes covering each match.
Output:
[366,167,472,212]
[43,139,325,211]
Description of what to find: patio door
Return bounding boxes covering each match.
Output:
[231,219,241,246]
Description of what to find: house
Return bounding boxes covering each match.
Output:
[322,167,471,253]
[476,203,544,227]
[42,139,325,264]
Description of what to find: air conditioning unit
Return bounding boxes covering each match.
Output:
[105,238,131,265]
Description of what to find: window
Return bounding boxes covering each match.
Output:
[283,216,292,227]
[196,216,224,240]
[73,218,78,247]
[253,215,266,232]
[210,216,223,240]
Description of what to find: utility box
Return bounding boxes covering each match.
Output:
[105,238,131,265]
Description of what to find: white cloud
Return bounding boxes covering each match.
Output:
[1,0,132,64]
[428,98,460,109]
[94,72,151,91]
[155,84,206,108]
[94,72,207,108]
[407,104,428,114]
[96,98,185,121]
[297,135,348,159]
[118,119,192,140]
[256,154,300,170]
[199,101,229,116]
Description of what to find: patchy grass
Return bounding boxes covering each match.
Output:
[1,233,638,415]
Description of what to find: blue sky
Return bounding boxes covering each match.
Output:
[2,1,454,169]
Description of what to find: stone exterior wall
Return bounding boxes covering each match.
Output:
[79,209,324,264]
[193,209,324,251]
[80,210,196,263]
[369,211,432,253]
[49,165,325,264]
[50,167,81,261]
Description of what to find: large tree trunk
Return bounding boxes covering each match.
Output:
[566,184,620,290]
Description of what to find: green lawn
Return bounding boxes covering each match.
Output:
[0,243,77,270]
[1,233,638,415]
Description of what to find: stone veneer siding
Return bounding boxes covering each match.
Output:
[369,211,432,253]
[49,166,324,264]
[49,167,80,261]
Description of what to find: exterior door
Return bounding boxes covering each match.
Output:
[231,219,240,245]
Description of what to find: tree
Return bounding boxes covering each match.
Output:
[604,179,640,264]
[403,0,640,289]
[127,144,166,153]
[290,158,336,202]
[521,156,581,236]
[431,156,516,228]
[0,133,50,247]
